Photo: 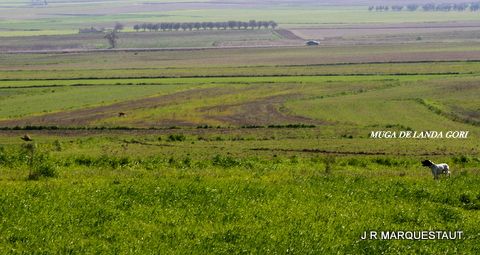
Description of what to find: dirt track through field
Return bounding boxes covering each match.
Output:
[251,148,463,156]
[275,29,304,40]
[199,93,322,126]
[0,87,322,127]
[0,87,231,127]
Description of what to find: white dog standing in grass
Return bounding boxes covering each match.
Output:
[422,160,450,179]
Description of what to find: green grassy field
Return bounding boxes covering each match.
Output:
[1,5,480,252]
[0,128,479,253]
[1,51,479,252]
[1,48,480,129]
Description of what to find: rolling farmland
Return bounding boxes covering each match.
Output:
[1,47,480,253]
[0,1,479,254]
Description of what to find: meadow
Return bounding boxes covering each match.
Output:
[1,2,480,253]
[1,47,480,253]
[1,128,480,254]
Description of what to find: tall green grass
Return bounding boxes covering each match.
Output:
[0,145,479,253]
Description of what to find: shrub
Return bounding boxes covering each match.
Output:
[345,158,367,168]
[27,153,58,180]
[29,161,58,180]
[182,157,192,167]
[459,193,471,204]
[453,155,471,165]
[167,134,186,142]
[212,155,241,168]
[0,146,10,165]
[53,140,63,152]
[74,155,95,166]
[290,155,299,164]
[324,155,336,174]
[373,157,403,167]
[459,193,480,210]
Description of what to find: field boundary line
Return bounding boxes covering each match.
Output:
[0,72,471,82]
[251,148,461,156]
[413,98,480,127]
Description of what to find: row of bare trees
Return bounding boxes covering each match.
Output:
[133,20,278,32]
[99,20,277,48]
[369,2,480,11]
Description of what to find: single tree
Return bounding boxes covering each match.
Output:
[133,24,140,32]
[240,21,248,29]
[422,3,436,11]
[146,23,153,31]
[269,21,278,29]
[160,23,168,31]
[407,4,418,11]
[471,3,480,11]
[104,30,118,48]
[228,20,237,30]
[391,5,404,11]
[173,23,181,31]
[206,22,214,30]
[236,21,243,30]
[220,22,227,30]
[249,20,257,29]
[114,22,124,32]
[261,21,269,29]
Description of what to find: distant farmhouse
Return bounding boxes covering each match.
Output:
[306,40,320,46]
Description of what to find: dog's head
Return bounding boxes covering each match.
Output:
[421,160,434,167]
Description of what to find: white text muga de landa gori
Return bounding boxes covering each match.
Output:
[370,131,469,139]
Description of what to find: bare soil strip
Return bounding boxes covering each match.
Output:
[199,94,324,126]
[251,148,460,156]
[0,89,323,128]
[275,29,304,40]
[0,87,231,127]
[1,45,302,54]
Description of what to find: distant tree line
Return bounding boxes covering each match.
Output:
[133,20,278,32]
[368,2,480,12]
[30,0,47,6]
